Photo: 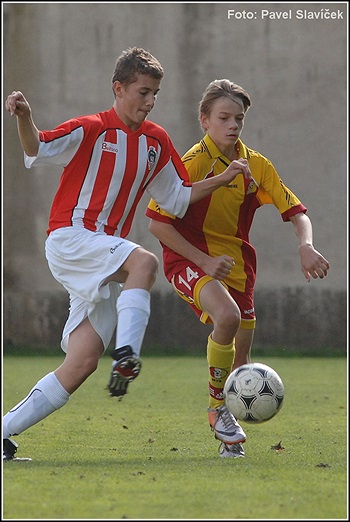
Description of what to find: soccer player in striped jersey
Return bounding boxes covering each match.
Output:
[146,79,330,458]
[3,51,252,461]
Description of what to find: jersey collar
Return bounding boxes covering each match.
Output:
[109,107,146,136]
[201,134,249,161]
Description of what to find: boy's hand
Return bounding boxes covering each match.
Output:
[225,158,252,185]
[299,244,330,281]
[5,91,31,117]
[200,255,235,280]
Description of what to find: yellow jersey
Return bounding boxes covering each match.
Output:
[146,134,306,293]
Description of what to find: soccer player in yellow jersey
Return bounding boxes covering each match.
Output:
[146,79,330,458]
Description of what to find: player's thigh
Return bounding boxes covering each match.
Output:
[199,279,240,322]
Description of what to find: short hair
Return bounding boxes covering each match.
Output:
[198,79,251,128]
[112,47,164,87]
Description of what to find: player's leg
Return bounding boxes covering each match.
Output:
[47,230,157,398]
[199,280,246,449]
[233,327,254,369]
[3,317,103,461]
[55,316,104,393]
[106,248,159,398]
[213,293,255,456]
[109,246,159,292]
[170,266,246,453]
[226,286,256,370]
[199,280,240,410]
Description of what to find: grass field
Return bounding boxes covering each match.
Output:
[2,355,348,520]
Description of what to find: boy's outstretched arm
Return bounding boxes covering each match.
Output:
[290,212,330,281]
[189,158,252,203]
[5,90,40,156]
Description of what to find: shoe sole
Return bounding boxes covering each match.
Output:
[3,457,32,462]
[219,450,245,458]
[218,443,245,458]
[214,432,246,444]
[113,360,142,381]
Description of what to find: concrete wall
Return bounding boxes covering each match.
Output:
[3,2,347,352]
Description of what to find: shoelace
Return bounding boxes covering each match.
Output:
[217,407,237,429]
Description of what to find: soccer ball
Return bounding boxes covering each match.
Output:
[223,362,284,423]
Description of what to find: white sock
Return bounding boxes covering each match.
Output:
[3,372,70,438]
[114,288,151,363]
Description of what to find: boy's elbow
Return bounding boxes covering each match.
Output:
[21,141,39,157]
[27,143,39,156]
[148,220,157,235]
[148,219,166,240]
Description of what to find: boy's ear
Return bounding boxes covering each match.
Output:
[200,114,208,130]
[113,81,123,98]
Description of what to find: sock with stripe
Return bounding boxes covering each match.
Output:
[207,334,235,410]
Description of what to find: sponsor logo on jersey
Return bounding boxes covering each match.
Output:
[102,141,118,154]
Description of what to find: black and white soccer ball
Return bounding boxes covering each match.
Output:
[223,362,284,423]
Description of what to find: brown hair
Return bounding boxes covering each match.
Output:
[111,47,164,87]
[198,79,251,129]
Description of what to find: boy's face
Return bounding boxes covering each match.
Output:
[200,96,245,153]
[113,74,160,131]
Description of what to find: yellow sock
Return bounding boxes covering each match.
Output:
[207,335,235,410]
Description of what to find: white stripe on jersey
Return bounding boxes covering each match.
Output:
[96,130,127,233]
[25,126,84,168]
[147,158,191,218]
[116,134,161,235]
[71,131,112,228]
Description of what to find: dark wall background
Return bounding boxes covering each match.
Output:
[2,2,347,355]
[3,288,346,356]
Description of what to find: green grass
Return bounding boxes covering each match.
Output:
[2,355,348,520]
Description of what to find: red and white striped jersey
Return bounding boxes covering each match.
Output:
[25,107,192,237]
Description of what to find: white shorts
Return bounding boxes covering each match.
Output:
[45,227,140,352]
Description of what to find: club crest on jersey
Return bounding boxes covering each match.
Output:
[246,180,256,194]
[147,146,157,170]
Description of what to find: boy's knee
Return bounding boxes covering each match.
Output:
[148,252,159,273]
[140,250,159,276]
[79,356,99,379]
[216,305,241,333]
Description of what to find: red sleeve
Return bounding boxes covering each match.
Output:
[281,204,307,222]
[145,206,176,224]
